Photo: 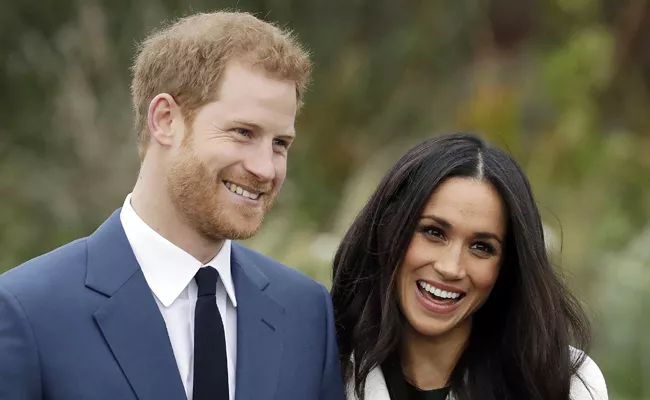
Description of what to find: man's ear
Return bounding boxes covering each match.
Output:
[147,93,181,148]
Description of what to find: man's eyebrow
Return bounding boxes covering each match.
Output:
[231,120,295,137]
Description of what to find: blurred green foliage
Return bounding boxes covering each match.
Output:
[1,0,649,397]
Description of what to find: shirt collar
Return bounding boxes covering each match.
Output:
[119,193,237,308]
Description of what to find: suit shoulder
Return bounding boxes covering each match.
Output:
[233,243,324,291]
[0,238,88,297]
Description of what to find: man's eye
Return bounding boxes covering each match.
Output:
[235,128,251,136]
[273,139,289,148]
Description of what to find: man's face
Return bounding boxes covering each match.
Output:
[167,61,298,241]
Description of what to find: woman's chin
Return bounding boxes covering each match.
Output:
[405,306,472,340]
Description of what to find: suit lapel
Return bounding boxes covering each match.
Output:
[86,210,186,400]
[231,244,284,400]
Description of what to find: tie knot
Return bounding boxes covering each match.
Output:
[195,267,218,297]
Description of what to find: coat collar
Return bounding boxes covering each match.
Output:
[86,209,187,400]
[231,243,284,400]
[346,367,390,400]
[346,366,454,400]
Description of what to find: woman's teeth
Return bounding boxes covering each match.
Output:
[418,280,462,300]
[224,182,260,200]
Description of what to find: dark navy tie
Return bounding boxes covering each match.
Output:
[193,267,229,400]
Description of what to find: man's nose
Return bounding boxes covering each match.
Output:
[242,141,276,182]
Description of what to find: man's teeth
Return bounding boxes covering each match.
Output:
[418,281,462,299]
[224,182,260,200]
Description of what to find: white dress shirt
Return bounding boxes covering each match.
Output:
[120,194,237,400]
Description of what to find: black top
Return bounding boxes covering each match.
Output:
[382,354,450,400]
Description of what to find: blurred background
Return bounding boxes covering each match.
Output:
[1,0,649,397]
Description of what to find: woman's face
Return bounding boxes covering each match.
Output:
[397,177,506,340]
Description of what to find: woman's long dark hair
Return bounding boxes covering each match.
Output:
[331,133,591,400]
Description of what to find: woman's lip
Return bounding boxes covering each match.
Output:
[418,279,466,295]
[415,283,462,315]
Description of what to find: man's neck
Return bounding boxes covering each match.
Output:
[400,320,471,390]
[130,170,224,264]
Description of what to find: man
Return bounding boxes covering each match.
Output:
[0,12,345,400]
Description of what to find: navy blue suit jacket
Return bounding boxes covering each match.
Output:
[0,209,345,400]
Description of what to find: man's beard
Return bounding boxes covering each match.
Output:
[167,146,276,241]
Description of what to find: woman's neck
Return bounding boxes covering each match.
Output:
[400,321,471,390]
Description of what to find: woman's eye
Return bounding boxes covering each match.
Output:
[423,227,445,240]
[471,242,495,255]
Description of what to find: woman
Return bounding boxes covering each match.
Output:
[331,133,607,400]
